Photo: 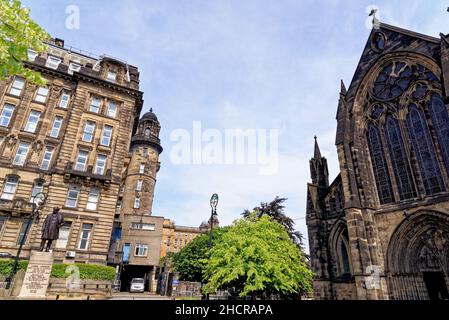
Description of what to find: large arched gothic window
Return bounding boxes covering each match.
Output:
[429,93,449,175]
[384,116,417,200]
[407,105,445,195]
[367,124,394,204]
[366,60,445,205]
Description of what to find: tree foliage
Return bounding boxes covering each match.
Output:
[243,197,304,248]
[203,215,313,298]
[172,228,228,282]
[0,0,50,84]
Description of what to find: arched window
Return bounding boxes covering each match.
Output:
[429,93,449,175]
[384,116,416,200]
[339,241,351,276]
[367,124,394,204]
[407,105,444,195]
[144,127,151,137]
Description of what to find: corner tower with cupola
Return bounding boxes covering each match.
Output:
[109,108,164,293]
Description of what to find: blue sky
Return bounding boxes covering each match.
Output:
[22,0,448,249]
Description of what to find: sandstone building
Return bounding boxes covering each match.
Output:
[0,38,164,279]
[159,216,219,258]
[306,23,449,300]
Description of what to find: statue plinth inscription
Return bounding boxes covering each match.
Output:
[18,251,53,299]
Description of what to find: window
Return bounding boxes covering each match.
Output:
[407,105,444,195]
[27,49,38,61]
[86,188,100,211]
[0,216,6,232]
[145,128,151,137]
[1,176,18,200]
[385,116,417,200]
[75,150,88,171]
[40,147,53,170]
[24,110,41,133]
[136,180,143,191]
[65,185,80,208]
[112,226,122,241]
[0,104,15,127]
[78,223,93,250]
[55,223,71,249]
[82,121,95,142]
[429,94,449,175]
[30,181,44,203]
[123,243,131,263]
[107,101,117,118]
[59,91,70,108]
[68,62,81,75]
[45,56,61,69]
[107,71,117,82]
[89,96,101,113]
[9,77,25,96]
[367,124,394,204]
[13,142,30,166]
[94,154,107,175]
[34,87,49,103]
[134,197,140,209]
[134,244,148,257]
[139,164,145,174]
[339,241,351,276]
[131,223,155,231]
[17,221,29,245]
[100,125,113,146]
[50,116,63,138]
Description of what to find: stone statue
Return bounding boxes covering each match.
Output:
[39,207,64,252]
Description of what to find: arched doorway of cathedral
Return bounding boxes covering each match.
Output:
[386,210,449,300]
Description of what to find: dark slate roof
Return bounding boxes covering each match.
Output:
[141,108,159,122]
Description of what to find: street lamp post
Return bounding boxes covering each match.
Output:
[209,193,218,250]
[206,193,218,300]
[5,192,46,290]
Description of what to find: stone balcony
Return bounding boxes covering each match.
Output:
[0,198,34,216]
[61,161,112,188]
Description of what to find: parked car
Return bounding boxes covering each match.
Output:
[130,278,145,293]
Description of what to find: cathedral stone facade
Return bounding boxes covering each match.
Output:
[306,23,449,300]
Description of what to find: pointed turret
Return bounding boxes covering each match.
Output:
[340,79,347,96]
[336,80,349,145]
[314,135,321,159]
[309,136,329,188]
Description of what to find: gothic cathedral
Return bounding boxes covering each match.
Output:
[306,23,449,300]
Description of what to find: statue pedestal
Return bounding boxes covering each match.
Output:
[18,251,53,299]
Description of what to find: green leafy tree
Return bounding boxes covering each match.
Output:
[172,228,228,282]
[203,214,313,299]
[243,197,304,248]
[0,0,50,84]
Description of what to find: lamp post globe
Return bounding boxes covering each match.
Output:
[210,193,218,211]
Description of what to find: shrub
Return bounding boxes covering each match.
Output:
[51,263,116,281]
[0,259,115,281]
[0,259,29,277]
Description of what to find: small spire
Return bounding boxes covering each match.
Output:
[340,79,347,95]
[150,107,153,112]
[314,136,322,159]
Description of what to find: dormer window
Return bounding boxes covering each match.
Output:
[27,49,38,62]
[107,71,117,82]
[68,62,81,75]
[45,56,62,70]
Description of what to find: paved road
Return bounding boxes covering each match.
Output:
[109,292,173,300]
